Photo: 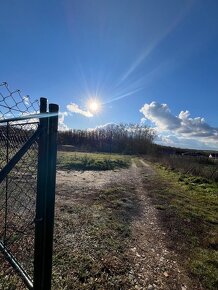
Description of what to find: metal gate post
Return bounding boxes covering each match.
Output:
[34,99,58,290]
[34,97,49,290]
[43,103,59,290]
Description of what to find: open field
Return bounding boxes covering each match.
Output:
[51,151,217,290]
[0,151,217,289]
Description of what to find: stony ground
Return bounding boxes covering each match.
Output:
[54,159,202,290]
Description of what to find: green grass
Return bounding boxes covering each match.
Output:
[144,162,218,290]
[156,165,218,224]
[57,151,131,171]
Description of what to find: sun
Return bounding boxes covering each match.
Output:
[89,101,99,112]
[87,99,101,113]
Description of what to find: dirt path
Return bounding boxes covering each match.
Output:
[127,159,198,290]
[55,160,200,290]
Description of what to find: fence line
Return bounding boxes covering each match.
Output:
[0,82,59,289]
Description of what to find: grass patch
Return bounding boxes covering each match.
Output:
[143,162,218,290]
[57,151,130,171]
[190,248,218,289]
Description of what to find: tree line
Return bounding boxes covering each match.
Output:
[58,123,156,154]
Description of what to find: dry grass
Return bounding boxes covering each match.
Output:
[52,182,140,289]
[147,154,218,182]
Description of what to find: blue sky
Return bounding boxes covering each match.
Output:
[1,0,218,149]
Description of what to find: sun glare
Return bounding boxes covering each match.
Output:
[87,99,101,113]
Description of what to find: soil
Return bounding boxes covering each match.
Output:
[55,159,202,290]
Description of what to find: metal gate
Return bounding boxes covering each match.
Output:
[0,82,59,289]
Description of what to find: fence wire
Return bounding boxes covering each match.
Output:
[0,82,39,289]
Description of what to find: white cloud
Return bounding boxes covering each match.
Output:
[140,102,181,130]
[140,101,218,149]
[23,95,30,105]
[87,123,118,132]
[58,111,69,131]
[66,103,93,118]
[95,123,118,130]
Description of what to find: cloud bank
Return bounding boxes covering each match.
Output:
[67,103,93,118]
[140,101,218,149]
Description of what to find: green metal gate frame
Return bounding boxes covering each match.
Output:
[0,97,59,290]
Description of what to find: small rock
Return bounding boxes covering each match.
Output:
[164,271,169,277]
[128,274,133,279]
[147,285,154,290]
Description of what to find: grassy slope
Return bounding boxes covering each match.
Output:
[57,151,131,171]
[144,162,218,290]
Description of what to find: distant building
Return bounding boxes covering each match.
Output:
[209,153,218,160]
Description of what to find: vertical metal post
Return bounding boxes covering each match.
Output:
[34,100,58,290]
[43,103,59,290]
[34,98,48,290]
[4,122,9,245]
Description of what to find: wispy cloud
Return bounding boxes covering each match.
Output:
[103,2,195,107]
[118,2,194,85]
[66,103,93,118]
[140,101,218,149]
[104,88,143,105]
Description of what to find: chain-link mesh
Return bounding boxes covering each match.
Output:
[0,82,39,289]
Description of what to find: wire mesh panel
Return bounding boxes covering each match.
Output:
[0,82,39,289]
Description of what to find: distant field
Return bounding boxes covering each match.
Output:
[57,151,131,171]
[146,154,218,182]
[143,161,218,290]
